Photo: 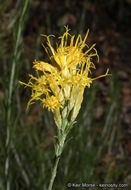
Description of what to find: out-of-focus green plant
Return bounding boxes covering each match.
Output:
[1,0,31,189]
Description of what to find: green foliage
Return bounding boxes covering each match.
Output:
[0,1,128,190]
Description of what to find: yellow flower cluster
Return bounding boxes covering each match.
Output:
[19,26,109,127]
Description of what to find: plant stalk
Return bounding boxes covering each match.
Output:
[48,155,60,190]
[48,129,67,190]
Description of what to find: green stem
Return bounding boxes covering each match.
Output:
[48,130,66,190]
[48,116,73,190]
[48,155,60,190]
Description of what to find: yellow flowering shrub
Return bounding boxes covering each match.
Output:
[19,26,109,127]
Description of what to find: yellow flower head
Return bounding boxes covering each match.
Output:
[19,26,110,126]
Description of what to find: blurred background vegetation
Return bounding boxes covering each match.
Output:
[0,0,131,189]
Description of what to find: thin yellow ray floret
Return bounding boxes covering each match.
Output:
[33,61,57,73]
